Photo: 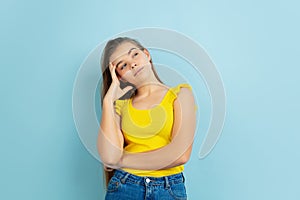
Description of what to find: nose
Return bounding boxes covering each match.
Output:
[131,63,137,69]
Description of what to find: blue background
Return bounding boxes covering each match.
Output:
[1,0,299,199]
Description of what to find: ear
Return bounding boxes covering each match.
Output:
[143,48,151,62]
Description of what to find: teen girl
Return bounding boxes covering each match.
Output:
[97,37,197,200]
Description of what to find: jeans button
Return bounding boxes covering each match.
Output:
[145,178,150,183]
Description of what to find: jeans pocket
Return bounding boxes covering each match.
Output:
[168,182,187,200]
[106,177,121,193]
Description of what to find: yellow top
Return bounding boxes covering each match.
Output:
[114,83,197,177]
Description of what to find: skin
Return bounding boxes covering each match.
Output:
[110,42,169,105]
[99,42,196,171]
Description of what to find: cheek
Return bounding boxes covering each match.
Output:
[120,70,133,81]
[116,69,128,78]
[141,55,150,62]
[115,70,121,77]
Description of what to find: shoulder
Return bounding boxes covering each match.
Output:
[170,83,194,99]
[114,99,129,115]
[114,99,126,106]
[172,83,196,111]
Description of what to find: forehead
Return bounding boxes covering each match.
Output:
[110,42,138,64]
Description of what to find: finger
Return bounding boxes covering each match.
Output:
[109,62,115,72]
[109,62,118,80]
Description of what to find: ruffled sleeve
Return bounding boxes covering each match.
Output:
[169,83,198,112]
[170,83,192,94]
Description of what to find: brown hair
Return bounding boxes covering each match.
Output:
[100,37,164,187]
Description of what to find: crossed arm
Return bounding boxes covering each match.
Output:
[97,87,197,170]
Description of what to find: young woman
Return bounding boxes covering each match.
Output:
[97,37,197,200]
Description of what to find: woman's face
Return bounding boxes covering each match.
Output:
[110,42,152,84]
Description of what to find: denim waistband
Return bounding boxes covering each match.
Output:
[113,169,185,187]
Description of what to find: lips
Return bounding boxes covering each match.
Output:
[134,66,144,76]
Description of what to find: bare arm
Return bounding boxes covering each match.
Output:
[117,87,197,170]
[97,98,124,167]
[97,62,132,167]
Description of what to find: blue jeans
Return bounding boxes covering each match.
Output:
[105,169,187,200]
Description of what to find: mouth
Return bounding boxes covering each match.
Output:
[134,66,144,76]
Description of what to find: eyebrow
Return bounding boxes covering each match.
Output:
[115,48,137,68]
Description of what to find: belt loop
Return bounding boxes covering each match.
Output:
[121,173,130,184]
[164,176,170,189]
[182,173,185,183]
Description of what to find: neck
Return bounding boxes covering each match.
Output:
[135,77,164,97]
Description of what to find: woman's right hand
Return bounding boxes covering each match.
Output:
[104,62,134,102]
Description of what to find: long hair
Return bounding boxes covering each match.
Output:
[100,37,164,187]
